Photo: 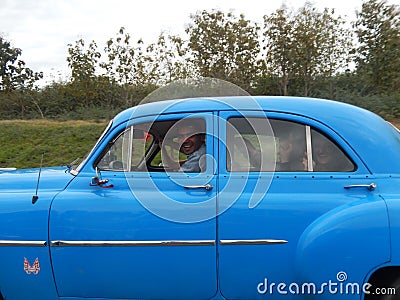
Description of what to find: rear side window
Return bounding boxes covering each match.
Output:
[311,129,354,172]
[227,117,355,172]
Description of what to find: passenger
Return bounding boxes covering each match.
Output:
[312,131,353,172]
[277,134,306,172]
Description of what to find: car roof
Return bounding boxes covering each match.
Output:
[112,96,400,174]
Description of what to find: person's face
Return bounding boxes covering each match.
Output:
[313,138,334,164]
[177,126,203,155]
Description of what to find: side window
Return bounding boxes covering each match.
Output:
[97,126,154,172]
[226,117,277,172]
[311,129,355,172]
[226,117,355,172]
[149,118,207,173]
[274,120,307,172]
[97,118,207,173]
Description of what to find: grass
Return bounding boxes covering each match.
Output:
[0,120,108,169]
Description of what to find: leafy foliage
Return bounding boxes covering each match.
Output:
[353,0,400,93]
[262,5,353,97]
[101,27,145,85]
[0,1,398,120]
[0,1,399,169]
[186,10,261,90]
[146,33,193,85]
[0,37,43,91]
[67,39,101,82]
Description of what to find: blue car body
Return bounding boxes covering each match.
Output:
[1,96,400,299]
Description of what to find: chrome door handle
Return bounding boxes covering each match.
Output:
[184,184,213,191]
[344,183,376,191]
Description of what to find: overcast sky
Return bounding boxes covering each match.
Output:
[1,0,399,85]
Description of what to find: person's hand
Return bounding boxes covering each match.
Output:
[159,138,179,150]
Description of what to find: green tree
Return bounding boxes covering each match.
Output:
[0,36,43,91]
[145,32,194,85]
[262,4,353,97]
[185,10,260,90]
[67,39,101,82]
[292,5,352,96]
[101,27,143,85]
[262,7,294,95]
[100,27,160,106]
[66,39,120,109]
[317,9,354,99]
[0,36,43,118]
[354,0,400,93]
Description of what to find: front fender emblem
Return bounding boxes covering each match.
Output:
[24,257,40,275]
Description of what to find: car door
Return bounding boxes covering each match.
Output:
[217,111,390,299]
[49,112,218,299]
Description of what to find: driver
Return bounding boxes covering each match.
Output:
[161,120,206,173]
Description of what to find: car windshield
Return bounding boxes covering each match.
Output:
[70,120,113,175]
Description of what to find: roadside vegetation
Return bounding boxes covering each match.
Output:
[0,0,399,168]
[0,120,107,168]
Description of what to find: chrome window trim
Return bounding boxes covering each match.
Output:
[126,126,133,172]
[305,125,313,172]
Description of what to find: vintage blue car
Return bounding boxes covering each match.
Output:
[0,96,400,300]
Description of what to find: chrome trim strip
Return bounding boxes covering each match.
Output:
[0,167,17,171]
[127,126,133,172]
[0,240,47,247]
[220,239,288,245]
[305,125,313,171]
[51,240,216,247]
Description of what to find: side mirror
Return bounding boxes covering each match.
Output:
[90,167,114,188]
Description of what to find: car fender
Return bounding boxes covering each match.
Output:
[0,167,73,300]
[382,194,400,265]
[295,197,390,293]
[0,192,60,300]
